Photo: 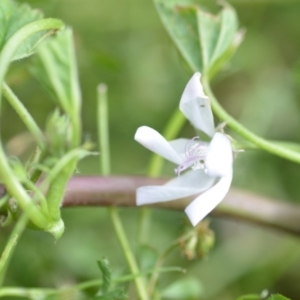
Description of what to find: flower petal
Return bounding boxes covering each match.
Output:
[165,169,215,189]
[184,173,232,226]
[179,73,215,137]
[137,186,200,205]
[137,170,215,205]
[169,138,208,157]
[169,138,191,156]
[205,133,233,177]
[135,126,183,164]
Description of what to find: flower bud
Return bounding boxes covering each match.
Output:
[179,220,215,260]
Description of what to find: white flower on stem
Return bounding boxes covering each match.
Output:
[134,73,233,226]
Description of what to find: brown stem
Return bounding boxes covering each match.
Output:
[1,176,299,235]
[62,176,300,236]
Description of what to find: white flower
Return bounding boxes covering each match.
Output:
[134,73,233,226]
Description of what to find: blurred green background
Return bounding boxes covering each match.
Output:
[1,0,300,299]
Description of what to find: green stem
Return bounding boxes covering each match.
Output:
[0,267,184,298]
[2,83,45,150]
[0,214,28,286]
[147,240,180,297]
[97,84,149,300]
[0,19,64,229]
[108,209,149,300]
[202,76,300,164]
[68,32,82,148]
[0,287,56,299]
[97,84,110,176]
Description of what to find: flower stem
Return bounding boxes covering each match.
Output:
[0,214,28,287]
[2,83,45,150]
[202,76,300,164]
[97,84,149,300]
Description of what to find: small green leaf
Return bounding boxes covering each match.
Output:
[139,245,159,272]
[201,4,238,68]
[236,295,261,300]
[97,258,112,294]
[161,277,204,299]
[154,0,241,76]
[155,2,202,72]
[91,287,127,300]
[0,0,54,60]
[0,209,12,227]
[266,295,291,300]
[236,293,291,300]
[32,28,81,120]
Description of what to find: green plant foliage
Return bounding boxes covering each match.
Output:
[95,258,127,300]
[45,109,73,157]
[97,258,112,294]
[32,28,81,125]
[266,295,291,300]
[160,277,204,299]
[237,293,291,300]
[0,0,52,60]
[139,245,159,271]
[28,28,86,230]
[154,0,240,76]
[91,288,127,300]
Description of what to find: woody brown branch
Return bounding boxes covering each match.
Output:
[63,176,300,235]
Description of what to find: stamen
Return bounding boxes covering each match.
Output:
[175,137,208,176]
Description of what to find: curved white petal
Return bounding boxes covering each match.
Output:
[205,133,233,177]
[137,186,200,205]
[137,170,216,205]
[169,138,208,157]
[184,173,232,226]
[135,126,183,164]
[179,73,215,137]
[166,169,215,189]
[169,138,191,156]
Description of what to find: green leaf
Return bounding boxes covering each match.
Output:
[161,277,204,299]
[266,295,291,300]
[236,293,291,300]
[154,0,241,76]
[91,287,127,300]
[94,259,127,299]
[200,4,238,68]
[32,28,81,120]
[139,244,159,272]
[155,2,202,72]
[97,258,112,294]
[236,295,261,300]
[0,0,53,60]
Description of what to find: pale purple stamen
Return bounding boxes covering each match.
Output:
[175,137,208,176]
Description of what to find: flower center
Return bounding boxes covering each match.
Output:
[174,137,208,176]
